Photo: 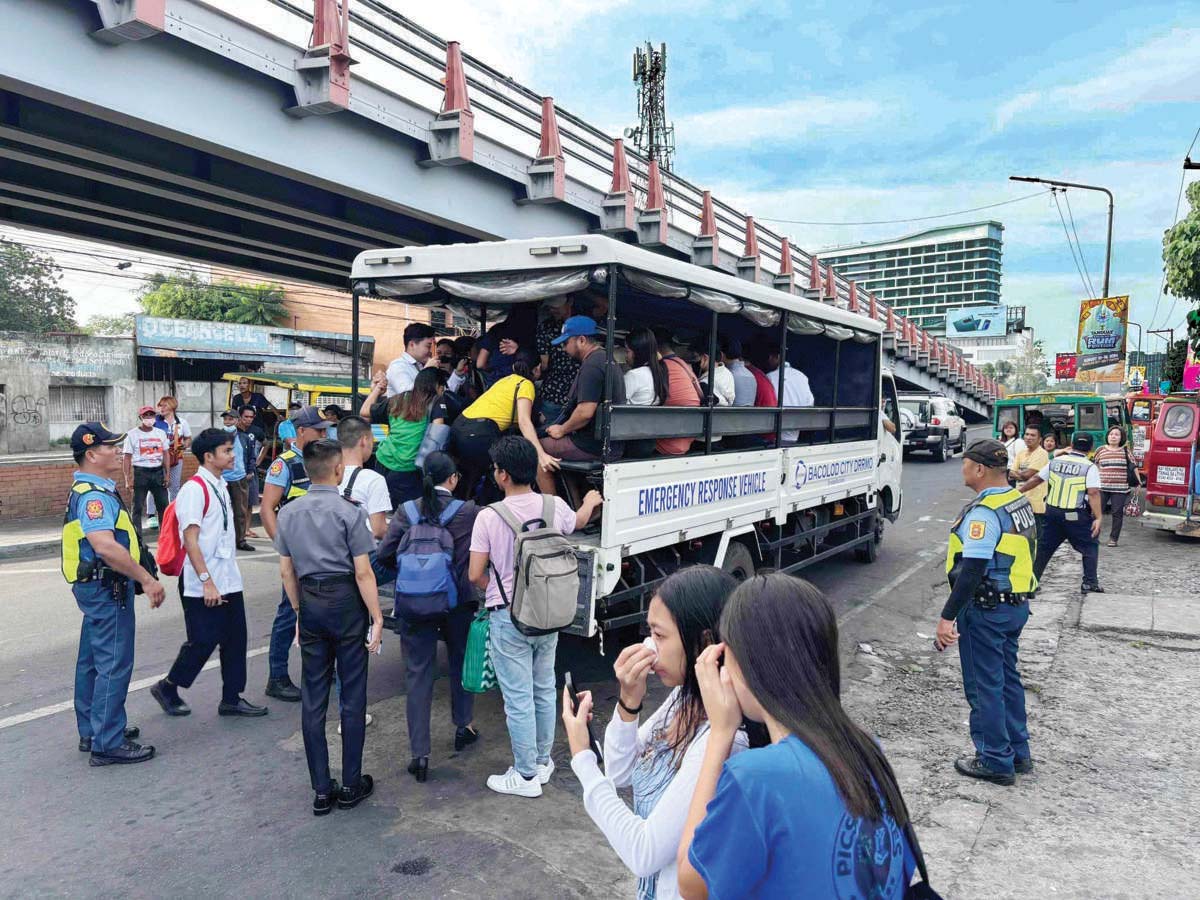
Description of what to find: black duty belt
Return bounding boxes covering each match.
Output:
[975,586,1030,609]
[300,573,356,592]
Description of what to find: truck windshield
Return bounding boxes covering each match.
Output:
[1161,405,1196,440]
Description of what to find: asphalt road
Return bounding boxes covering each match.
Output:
[0,427,988,898]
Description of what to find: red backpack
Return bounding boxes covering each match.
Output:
[156,476,210,577]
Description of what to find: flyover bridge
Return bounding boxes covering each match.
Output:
[2,0,996,417]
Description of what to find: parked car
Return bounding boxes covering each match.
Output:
[899,392,966,461]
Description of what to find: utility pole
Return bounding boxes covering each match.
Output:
[1010,175,1114,297]
[1150,328,1175,348]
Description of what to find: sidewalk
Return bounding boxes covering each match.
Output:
[844,513,1200,898]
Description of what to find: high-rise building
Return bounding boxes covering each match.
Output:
[818,221,1003,334]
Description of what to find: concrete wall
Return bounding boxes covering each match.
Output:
[0,359,52,454]
[0,332,135,383]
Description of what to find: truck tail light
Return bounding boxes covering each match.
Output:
[931,417,941,426]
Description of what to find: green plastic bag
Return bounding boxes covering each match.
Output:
[462,606,497,694]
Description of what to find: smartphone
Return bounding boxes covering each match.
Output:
[564,672,603,767]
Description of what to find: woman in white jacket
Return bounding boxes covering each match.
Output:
[563,565,749,900]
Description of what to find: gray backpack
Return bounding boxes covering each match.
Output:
[488,495,580,636]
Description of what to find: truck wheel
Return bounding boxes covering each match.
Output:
[720,541,756,583]
[854,518,881,563]
[933,436,947,462]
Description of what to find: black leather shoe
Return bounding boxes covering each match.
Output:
[454,725,480,751]
[407,757,429,783]
[338,774,375,809]
[79,725,140,753]
[954,754,1014,785]
[237,541,256,552]
[1081,582,1106,594]
[265,678,301,702]
[150,680,191,716]
[89,740,156,767]
[1014,757,1034,774]
[313,779,340,817]
[218,698,269,717]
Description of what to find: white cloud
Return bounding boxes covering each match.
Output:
[994,28,1200,130]
[675,97,888,148]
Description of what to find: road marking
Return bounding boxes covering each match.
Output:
[838,545,947,626]
[0,646,269,732]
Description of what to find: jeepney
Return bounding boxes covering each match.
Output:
[349,236,904,636]
[993,391,1129,451]
[1143,395,1200,535]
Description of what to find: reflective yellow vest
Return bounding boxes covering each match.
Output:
[277,449,310,504]
[945,488,1037,594]
[1044,454,1095,511]
[61,481,141,584]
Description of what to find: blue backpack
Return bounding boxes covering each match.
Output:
[393,499,465,621]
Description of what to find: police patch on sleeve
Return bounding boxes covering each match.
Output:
[268,458,285,477]
[85,499,104,520]
[968,520,986,540]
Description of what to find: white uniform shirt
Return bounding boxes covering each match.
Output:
[175,466,243,597]
[700,363,736,407]
[338,464,392,545]
[385,352,422,397]
[624,366,660,406]
[766,363,815,442]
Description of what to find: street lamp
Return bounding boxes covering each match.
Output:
[1127,319,1143,356]
[1010,175,1114,298]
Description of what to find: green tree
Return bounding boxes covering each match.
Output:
[82,312,137,335]
[981,359,1015,385]
[0,241,76,332]
[137,273,287,326]
[1006,339,1050,393]
[1162,338,1188,391]
[1163,181,1200,312]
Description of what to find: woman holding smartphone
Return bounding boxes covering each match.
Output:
[676,573,918,900]
[562,565,748,900]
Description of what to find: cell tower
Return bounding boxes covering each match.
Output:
[625,42,675,173]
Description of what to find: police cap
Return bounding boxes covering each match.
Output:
[70,422,125,455]
[1072,432,1094,452]
[963,438,1008,468]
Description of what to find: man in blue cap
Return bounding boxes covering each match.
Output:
[536,315,626,496]
[63,423,166,765]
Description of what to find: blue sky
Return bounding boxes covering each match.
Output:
[415,0,1200,357]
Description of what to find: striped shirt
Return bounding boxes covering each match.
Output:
[1093,445,1132,491]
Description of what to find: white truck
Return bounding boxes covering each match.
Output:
[351,236,904,637]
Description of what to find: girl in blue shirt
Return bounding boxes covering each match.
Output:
[676,573,920,900]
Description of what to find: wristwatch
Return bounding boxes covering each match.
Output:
[198,572,211,584]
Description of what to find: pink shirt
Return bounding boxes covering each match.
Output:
[470,492,577,609]
[656,355,702,456]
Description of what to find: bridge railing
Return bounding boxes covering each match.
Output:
[237,1,991,402]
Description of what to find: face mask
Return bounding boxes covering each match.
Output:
[140,417,155,428]
[223,424,237,432]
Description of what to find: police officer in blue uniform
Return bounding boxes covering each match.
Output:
[1020,432,1105,594]
[935,439,1038,786]
[63,423,166,766]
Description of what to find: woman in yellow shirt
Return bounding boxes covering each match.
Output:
[450,351,551,499]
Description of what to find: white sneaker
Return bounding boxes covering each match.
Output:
[144,516,159,530]
[536,758,555,784]
[486,766,542,798]
[337,712,373,736]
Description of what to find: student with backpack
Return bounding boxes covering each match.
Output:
[378,451,481,783]
[468,436,602,798]
[150,429,267,719]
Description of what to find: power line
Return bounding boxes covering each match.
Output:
[1051,189,1094,299]
[1061,190,1096,298]
[756,190,1050,227]
[1151,124,1200,330]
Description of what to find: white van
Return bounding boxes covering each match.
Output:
[352,236,903,636]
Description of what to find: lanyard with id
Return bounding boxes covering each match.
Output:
[209,480,233,559]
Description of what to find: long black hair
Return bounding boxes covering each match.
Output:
[391,367,444,422]
[720,573,910,827]
[627,326,668,405]
[654,565,737,770]
[418,451,458,522]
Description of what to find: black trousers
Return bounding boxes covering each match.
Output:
[298,576,369,794]
[226,478,249,542]
[1100,490,1128,542]
[450,416,500,500]
[166,591,247,704]
[131,467,169,536]
[1033,509,1099,586]
[398,603,476,758]
[383,468,422,510]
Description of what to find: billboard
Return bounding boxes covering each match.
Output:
[945,305,1007,338]
[1055,353,1078,379]
[1075,296,1129,384]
